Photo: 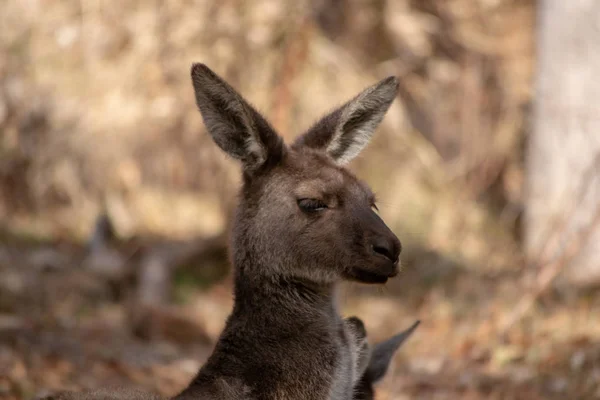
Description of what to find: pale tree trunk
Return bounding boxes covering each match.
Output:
[526,0,600,288]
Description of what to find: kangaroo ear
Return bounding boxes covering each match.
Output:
[293,76,398,165]
[191,63,285,172]
[365,320,420,384]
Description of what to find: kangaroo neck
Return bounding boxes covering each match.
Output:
[232,262,339,315]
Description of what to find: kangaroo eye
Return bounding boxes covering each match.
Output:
[298,198,328,212]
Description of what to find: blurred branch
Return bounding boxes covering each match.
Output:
[271,17,312,137]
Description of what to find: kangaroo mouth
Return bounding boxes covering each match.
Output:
[346,263,399,284]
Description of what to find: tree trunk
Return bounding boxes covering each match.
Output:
[526,0,600,288]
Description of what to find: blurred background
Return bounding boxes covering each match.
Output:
[1,0,600,399]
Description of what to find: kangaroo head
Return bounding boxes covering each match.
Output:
[191,63,401,286]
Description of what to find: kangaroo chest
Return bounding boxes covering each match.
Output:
[327,320,359,400]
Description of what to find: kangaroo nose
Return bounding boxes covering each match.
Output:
[371,236,401,263]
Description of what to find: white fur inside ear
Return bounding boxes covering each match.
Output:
[191,63,272,170]
[221,92,267,167]
[326,106,383,165]
[326,77,398,165]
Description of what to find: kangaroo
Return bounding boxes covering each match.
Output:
[353,320,420,400]
[173,63,402,400]
[43,64,402,400]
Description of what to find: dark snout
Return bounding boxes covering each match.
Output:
[368,217,401,280]
[346,207,402,284]
[371,234,401,266]
[368,209,401,262]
